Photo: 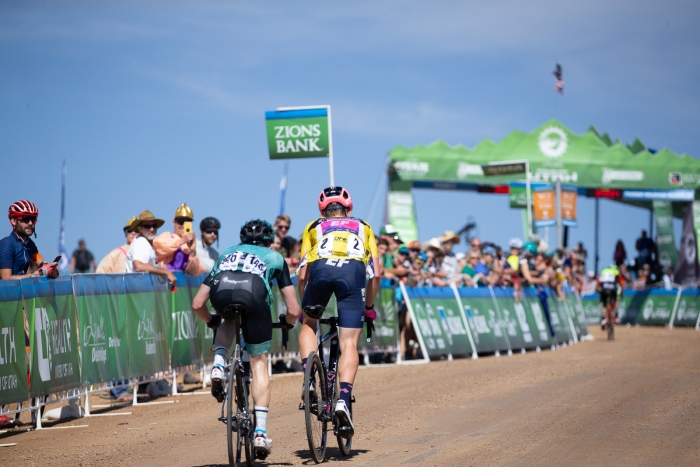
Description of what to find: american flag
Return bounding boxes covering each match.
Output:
[553,63,564,94]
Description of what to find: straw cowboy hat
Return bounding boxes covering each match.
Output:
[439,231,461,244]
[422,238,442,251]
[130,210,165,230]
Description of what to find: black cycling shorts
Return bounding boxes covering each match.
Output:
[599,289,618,307]
[301,259,367,329]
[206,271,272,355]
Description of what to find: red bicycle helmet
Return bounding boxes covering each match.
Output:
[8,200,38,219]
[318,187,352,215]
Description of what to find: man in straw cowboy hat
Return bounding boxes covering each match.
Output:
[126,210,177,288]
[96,216,138,273]
[153,203,204,276]
[439,230,461,282]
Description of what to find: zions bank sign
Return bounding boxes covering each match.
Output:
[265,108,330,160]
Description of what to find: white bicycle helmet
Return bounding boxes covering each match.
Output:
[509,237,523,249]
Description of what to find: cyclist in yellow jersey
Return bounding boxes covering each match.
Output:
[298,186,380,438]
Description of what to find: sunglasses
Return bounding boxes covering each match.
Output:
[19,216,37,224]
[277,225,290,231]
[204,229,218,235]
[125,229,136,234]
[174,217,191,225]
[141,223,158,230]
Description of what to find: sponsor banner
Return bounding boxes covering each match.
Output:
[73,274,129,386]
[673,290,700,327]
[490,288,534,349]
[265,108,330,160]
[456,288,510,354]
[0,281,29,406]
[563,286,589,334]
[170,272,204,368]
[533,186,556,227]
[406,287,472,357]
[622,189,694,201]
[654,201,678,270]
[633,290,678,326]
[549,295,575,343]
[509,183,527,209]
[675,203,698,286]
[24,276,82,397]
[360,287,398,349]
[580,293,602,324]
[387,179,419,243]
[123,274,170,377]
[561,185,578,228]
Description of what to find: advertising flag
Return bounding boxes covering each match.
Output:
[561,185,578,228]
[533,186,556,227]
[674,202,698,286]
[265,108,330,160]
[653,200,678,270]
[58,161,69,272]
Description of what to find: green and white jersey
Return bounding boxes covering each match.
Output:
[208,244,292,305]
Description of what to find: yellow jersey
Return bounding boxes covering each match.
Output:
[299,217,378,269]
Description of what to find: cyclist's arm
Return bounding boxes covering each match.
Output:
[276,261,300,325]
[366,255,380,308]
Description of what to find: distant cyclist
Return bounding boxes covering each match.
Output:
[297,186,380,438]
[191,219,300,456]
[597,264,624,329]
[0,200,59,280]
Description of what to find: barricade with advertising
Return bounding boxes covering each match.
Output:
[580,287,700,328]
[404,285,588,359]
[0,280,29,407]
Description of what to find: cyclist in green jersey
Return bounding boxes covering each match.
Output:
[192,219,300,456]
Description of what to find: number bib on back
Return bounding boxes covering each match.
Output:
[316,219,365,260]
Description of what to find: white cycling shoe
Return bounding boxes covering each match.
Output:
[335,400,354,438]
[210,365,225,402]
[254,433,272,455]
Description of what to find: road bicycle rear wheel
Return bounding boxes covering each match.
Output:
[236,363,254,467]
[226,362,236,466]
[337,395,353,456]
[304,352,328,464]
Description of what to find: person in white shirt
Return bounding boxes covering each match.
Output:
[126,210,177,288]
[439,230,461,282]
[196,217,220,273]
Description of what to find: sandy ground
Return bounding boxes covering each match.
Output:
[2,325,699,466]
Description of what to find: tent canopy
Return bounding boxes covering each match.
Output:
[388,119,700,191]
[385,120,698,242]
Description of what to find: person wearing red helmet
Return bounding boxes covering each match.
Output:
[297,186,380,438]
[0,200,59,280]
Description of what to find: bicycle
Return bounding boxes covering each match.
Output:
[300,305,373,464]
[212,310,289,467]
[604,295,615,341]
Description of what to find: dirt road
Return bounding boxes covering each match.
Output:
[3,325,699,466]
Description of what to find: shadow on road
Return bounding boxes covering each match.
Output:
[293,448,370,464]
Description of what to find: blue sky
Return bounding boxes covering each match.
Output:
[2,1,699,269]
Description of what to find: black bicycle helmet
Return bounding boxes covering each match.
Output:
[240,219,274,246]
[200,216,221,231]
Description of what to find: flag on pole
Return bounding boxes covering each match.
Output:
[279,163,288,215]
[58,161,69,272]
[553,63,564,94]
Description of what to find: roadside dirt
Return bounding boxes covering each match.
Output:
[2,325,699,466]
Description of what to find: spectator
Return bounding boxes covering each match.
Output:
[153,203,203,276]
[407,240,421,263]
[575,242,588,263]
[125,210,177,287]
[475,246,496,286]
[96,216,137,273]
[632,264,652,290]
[423,238,446,286]
[461,251,481,287]
[613,240,627,267]
[663,266,674,290]
[468,237,482,253]
[456,252,467,272]
[274,214,295,260]
[270,235,282,252]
[70,239,96,273]
[380,224,407,280]
[197,217,221,273]
[0,200,59,280]
[439,231,460,282]
[635,230,655,266]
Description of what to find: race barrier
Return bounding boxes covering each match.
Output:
[0,272,399,421]
[581,287,700,329]
[402,284,589,360]
[0,272,593,424]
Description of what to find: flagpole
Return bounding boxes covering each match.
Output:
[58,161,69,271]
[279,163,288,216]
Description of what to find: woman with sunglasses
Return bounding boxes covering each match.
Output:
[0,200,59,280]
